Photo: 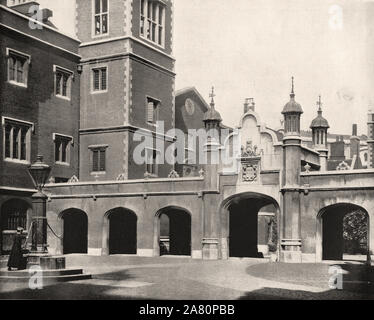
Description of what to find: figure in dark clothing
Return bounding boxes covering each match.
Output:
[7,227,25,271]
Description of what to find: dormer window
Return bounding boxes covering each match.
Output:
[94,0,108,36]
[140,0,165,47]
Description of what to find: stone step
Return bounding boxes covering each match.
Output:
[0,273,91,284]
[0,268,84,277]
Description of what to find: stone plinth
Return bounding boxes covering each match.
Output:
[280,239,302,263]
[202,238,219,260]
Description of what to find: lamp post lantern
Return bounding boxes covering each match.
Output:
[27,155,51,264]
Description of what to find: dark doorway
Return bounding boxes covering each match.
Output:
[228,194,278,258]
[230,200,260,257]
[62,209,88,254]
[321,204,369,261]
[1,199,29,254]
[108,208,137,254]
[159,208,191,256]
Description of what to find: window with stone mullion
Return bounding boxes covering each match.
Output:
[8,55,26,84]
[94,0,108,35]
[92,148,106,172]
[4,122,28,160]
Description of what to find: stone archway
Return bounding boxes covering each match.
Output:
[154,206,191,256]
[220,192,280,259]
[60,209,88,254]
[317,203,369,261]
[105,208,137,255]
[1,199,31,254]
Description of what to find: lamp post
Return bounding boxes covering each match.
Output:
[27,155,51,264]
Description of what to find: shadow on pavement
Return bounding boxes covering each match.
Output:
[0,269,155,300]
[237,287,372,300]
[246,261,374,297]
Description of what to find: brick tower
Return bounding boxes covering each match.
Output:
[76,0,175,181]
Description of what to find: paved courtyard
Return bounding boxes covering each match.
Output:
[0,255,373,300]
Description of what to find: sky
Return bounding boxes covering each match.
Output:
[37,0,374,135]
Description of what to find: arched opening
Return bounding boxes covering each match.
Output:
[319,203,369,261]
[61,209,88,254]
[156,207,191,256]
[222,192,279,258]
[107,208,137,255]
[1,199,30,254]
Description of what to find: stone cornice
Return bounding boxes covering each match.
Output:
[79,35,175,61]
[79,125,176,142]
[80,52,175,76]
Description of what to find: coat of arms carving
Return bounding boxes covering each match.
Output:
[242,163,258,182]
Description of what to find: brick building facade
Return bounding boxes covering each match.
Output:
[0,0,80,253]
[77,0,175,182]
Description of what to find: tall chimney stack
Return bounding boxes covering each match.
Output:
[350,124,360,161]
[352,124,358,137]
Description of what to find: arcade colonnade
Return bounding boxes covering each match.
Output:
[43,188,374,262]
[2,176,373,262]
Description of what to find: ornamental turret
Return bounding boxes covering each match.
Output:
[203,86,222,130]
[310,95,329,145]
[280,77,303,263]
[310,95,329,171]
[282,77,303,136]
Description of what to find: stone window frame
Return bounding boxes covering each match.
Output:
[91,65,108,94]
[6,48,31,88]
[140,0,166,48]
[89,144,108,174]
[92,0,109,38]
[146,95,161,126]
[2,116,34,165]
[53,133,74,166]
[53,65,74,101]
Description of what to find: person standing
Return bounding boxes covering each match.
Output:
[7,227,25,271]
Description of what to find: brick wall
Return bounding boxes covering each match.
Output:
[80,58,126,129]
[130,58,174,131]
[0,8,80,188]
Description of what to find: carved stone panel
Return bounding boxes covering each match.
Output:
[241,158,260,182]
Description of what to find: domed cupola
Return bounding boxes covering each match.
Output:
[282,77,303,136]
[203,86,222,130]
[310,96,329,129]
[310,95,329,149]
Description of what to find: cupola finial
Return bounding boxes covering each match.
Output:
[317,95,322,114]
[290,76,295,98]
[209,86,216,108]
